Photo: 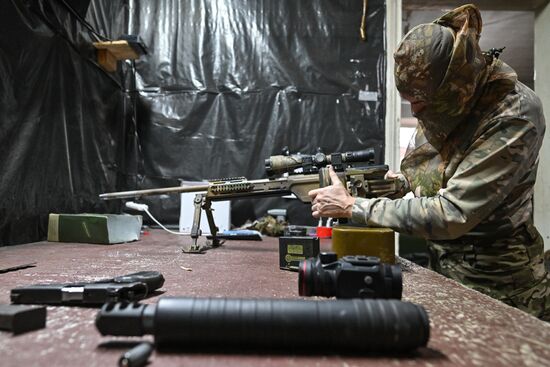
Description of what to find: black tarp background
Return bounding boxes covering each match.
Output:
[0,0,386,245]
[0,0,121,246]
[87,0,387,228]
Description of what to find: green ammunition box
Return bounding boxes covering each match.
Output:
[279,236,320,271]
[47,213,142,245]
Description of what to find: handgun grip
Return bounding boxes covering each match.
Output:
[97,271,165,294]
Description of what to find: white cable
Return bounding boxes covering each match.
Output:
[125,201,149,211]
[144,209,189,235]
[126,202,188,236]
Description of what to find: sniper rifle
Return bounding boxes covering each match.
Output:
[100,148,399,252]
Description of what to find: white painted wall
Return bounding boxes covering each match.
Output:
[385,0,402,254]
[385,0,402,173]
[534,2,550,251]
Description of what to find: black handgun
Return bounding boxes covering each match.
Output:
[10,271,164,306]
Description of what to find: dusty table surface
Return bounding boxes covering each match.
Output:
[1,229,549,367]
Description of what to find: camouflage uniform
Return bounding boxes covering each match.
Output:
[352,5,550,320]
[244,215,287,236]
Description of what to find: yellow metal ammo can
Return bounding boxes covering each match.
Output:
[331,225,395,264]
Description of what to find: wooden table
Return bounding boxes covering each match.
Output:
[1,230,549,366]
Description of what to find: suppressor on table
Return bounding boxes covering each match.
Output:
[96,297,430,352]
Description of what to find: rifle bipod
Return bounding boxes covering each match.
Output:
[183,193,223,254]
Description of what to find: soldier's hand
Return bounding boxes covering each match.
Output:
[308,166,355,219]
[384,170,410,197]
[385,170,399,179]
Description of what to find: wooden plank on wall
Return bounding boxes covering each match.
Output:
[403,0,549,11]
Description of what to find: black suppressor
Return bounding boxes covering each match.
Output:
[96,297,430,353]
[265,148,375,176]
[299,253,402,299]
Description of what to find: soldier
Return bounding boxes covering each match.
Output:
[309,4,550,320]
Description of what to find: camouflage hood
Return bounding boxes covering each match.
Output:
[395,4,489,146]
[396,4,517,196]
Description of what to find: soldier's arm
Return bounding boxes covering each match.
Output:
[351,118,540,240]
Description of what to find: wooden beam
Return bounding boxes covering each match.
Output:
[93,40,141,60]
[403,0,549,11]
[96,49,117,72]
[93,40,144,73]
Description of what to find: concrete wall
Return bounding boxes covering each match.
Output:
[534,1,550,251]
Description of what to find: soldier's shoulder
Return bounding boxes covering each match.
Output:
[480,80,544,134]
[512,82,545,135]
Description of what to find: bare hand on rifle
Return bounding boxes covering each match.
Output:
[308,166,355,219]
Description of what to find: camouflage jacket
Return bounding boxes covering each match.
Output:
[353,71,545,243]
[352,5,549,319]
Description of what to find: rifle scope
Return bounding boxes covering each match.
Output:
[265,148,375,176]
[96,297,430,352]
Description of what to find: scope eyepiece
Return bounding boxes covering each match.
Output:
[342,148,375,164]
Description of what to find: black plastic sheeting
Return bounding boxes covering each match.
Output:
[0,0,121,246]
[88,0,387,227]
[0,0,386,245]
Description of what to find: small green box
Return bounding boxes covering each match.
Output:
[47,213,142,244]
[279,236,320,271]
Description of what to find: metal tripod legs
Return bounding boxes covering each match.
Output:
[183,193,221,253]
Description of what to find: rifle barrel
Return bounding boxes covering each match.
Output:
[99,184,210,200]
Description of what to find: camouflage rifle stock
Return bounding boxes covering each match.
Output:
[100,149,399,253]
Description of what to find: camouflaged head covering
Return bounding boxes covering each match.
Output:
[394,24,454,106]
[395,4,488,147]
[396,4,509,197]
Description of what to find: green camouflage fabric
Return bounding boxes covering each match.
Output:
[244,215,286,237]
[352,5,550,320]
